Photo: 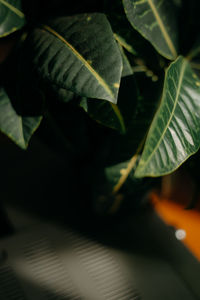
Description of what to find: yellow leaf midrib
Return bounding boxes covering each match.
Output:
[111,138,145,194]
[147,0,177,59]
[0,0,24,18]
[43,25,115,102]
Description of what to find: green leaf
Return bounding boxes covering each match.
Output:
[0,0,25,37]
[79,75,139,134]
[135,56,200,178]
[25,13,122,104]
[118,43,133,77]
[123,0,178,60]
[0,87,42,149]
[80,98,126,134]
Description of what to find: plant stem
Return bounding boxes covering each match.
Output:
[112,138,146,195]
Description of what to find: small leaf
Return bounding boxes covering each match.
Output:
[118,43,133,77]
[123,0,178,60]
[24,13,122,104]
[135,56,200,178]
[0,0,25,37]
[0,87,42,149]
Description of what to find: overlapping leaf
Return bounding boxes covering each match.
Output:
[24,13,122,103]
[0,0,25,37]
[80,98,126,134]
[135,56,200,177]
[89,74,159,198]
[123,0,178,60]
[0,87,42,149]
[118,43,133,77]
[104,0,154,57]
[80,75,139,134]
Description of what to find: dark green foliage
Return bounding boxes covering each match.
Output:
[1,0,200,208]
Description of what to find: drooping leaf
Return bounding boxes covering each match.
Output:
[123,0,178,60]
[0,0,25,37]
[80,98,126,134]
[0,87,42,149]
[135,56,200,178]
[24,13,122,104]
[79,75,139,134]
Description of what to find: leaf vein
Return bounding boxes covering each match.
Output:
[147,0,177,58]
[0,0,24,18]
[42,25,115,102]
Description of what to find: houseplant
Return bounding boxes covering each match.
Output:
[1,0,200,214]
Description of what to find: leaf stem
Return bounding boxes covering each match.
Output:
[111,138,145,195]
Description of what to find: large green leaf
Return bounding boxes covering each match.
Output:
[0,0,25,37]
[24,13,122,104]
[123,0,178,60]
[0,87,42,149]
[135,56,200,178]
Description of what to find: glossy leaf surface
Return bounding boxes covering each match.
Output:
[0,0,25,37]
[0,87,42,149]
[26,13,122,103]
[123,0,178,60]
[135,56,200,177]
